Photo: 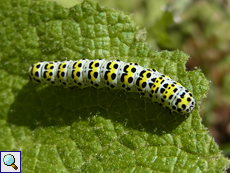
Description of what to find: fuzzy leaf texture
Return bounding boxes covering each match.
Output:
[0,0,229,172]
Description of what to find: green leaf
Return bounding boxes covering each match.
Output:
[0,0,229,172]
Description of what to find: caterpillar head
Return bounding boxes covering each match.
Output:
[175,90,196,114]
[185,96,196,113]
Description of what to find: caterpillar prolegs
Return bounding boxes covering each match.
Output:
[28,59,195,114]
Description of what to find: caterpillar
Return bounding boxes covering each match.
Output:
[28,59,195,114]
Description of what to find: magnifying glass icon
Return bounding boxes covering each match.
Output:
[3,154,18,170]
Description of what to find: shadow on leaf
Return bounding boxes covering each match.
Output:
[8,82,188,134]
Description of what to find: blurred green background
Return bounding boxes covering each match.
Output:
[50,0,230,158]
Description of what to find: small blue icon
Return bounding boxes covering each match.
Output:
[3,154,18,170]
